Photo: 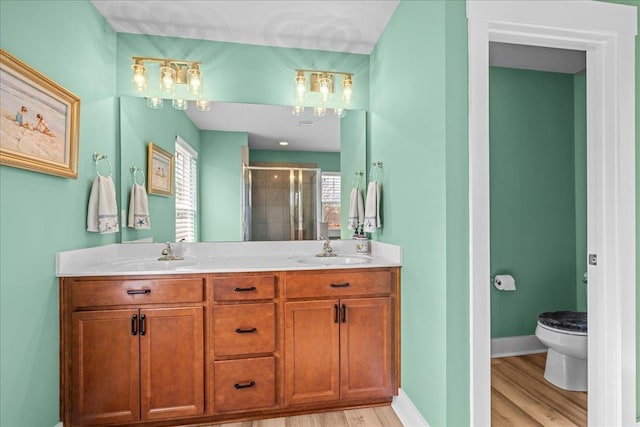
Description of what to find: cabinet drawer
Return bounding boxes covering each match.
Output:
[214,303,275,356]
[213,274,276,301]
[70,278,204,307]
[214,357,276,413]
[284,270,392,299]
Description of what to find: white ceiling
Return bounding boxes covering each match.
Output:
[186,102,340,152]
[490,42,586,74]
[91,0,400,55]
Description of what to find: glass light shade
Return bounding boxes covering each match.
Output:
[160,64,176,96]
[188,65,202,95]
[342,75,353,105]
[147,97,163,109]
[313,106,326,118]
[295,71,307,102]
[131,63,147,93]
[319,74,331,105]
[291,105,305,116]
[334,108,346,118]
[172,98,188,110]
[196,99,211,111]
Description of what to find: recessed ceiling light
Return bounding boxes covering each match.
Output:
[297,120,314,127]
[279,141,289,146]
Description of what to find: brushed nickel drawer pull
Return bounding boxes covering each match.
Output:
[127,289,151,295]
[234,381,256,389]
[330,282,350,288]
[235,327,257,334]
[234,286,257,292]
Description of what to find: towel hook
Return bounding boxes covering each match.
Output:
[352,171,363,189]
[130,166,145,186]
[93,152,112,178]
[369,161,383,182]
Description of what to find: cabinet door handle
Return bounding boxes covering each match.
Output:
[234,381,256,389]
[234,286,257,292]
[334,304,339,323]
[127,289,151,295]
[330,282,350,288]
[235,327,257,334]
[131,314,138,335]
[139,314,146,336]
[342,304,347,323]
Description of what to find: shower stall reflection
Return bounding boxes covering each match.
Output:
[243,166,322,241]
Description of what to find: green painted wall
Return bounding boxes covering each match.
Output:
[119,96,200,243]
[200,130,247,241]
[369,1,469,425]
[574,74,588,312]
[0,2,118,426]
[249,149,340,171]
[489,67,578,338]
[116,33,370,111]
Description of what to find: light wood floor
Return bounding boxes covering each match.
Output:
[206,406,403,427]
[492,353,587,427]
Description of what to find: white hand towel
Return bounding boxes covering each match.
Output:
[128,183,151,229]
[87,176,119,234]
[347,187,364,230]
[364,181,382,233]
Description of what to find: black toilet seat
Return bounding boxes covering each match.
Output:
[537,311,587,333]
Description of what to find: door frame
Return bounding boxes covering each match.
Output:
[467,1,636,426]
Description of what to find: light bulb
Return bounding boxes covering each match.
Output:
[313,106,326,118]
[295,71,307,102]
[147,97,163,109]
[188,64,201,95]
[131,62,147,93]
[319,74,331,105]
[172,98,188,110]
[291,105,305,116]
[196,99,211,111]
[160,63,175,96]
[342,74,353,105]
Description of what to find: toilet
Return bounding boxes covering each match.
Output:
[535,311,587,391]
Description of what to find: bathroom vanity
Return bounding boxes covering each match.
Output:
[57,241,401,426]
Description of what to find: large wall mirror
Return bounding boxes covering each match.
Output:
[119,96,366,243]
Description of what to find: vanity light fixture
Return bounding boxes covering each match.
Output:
[131,56,211,110]
[293,69,354,118]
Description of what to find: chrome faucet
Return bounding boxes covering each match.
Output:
[316,239,337,257]
[158,242,184,261]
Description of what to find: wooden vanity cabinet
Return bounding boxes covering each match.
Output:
[283,269,397,407]
[211,273,278,414]
[61,276,206,426]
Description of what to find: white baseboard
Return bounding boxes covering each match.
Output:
[491,335,547,358]
[392,388,430,427]
[54,423,63,427]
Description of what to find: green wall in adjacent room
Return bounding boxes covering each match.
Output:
[489,67,579,338]
[200,131,248,242]
[119,96,200,243]
[249,149,340,171]
[574,74,588,312]
[368,1,469,425]
[0,1,118,426]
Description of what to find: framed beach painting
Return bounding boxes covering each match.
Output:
[147,142,173,196]
[0,49,80,179]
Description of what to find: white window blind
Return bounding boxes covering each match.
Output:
[321,172,341,229]
[175,136,198,242]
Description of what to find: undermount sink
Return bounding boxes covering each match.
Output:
[293,254,372,266]
[112,258,199,272]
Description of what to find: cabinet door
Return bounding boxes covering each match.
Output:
[140,307,204,420]
[285,300,340,405]
[72,309,140,426]
[340,297,393,400]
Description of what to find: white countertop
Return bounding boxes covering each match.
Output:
[56,240,402,277]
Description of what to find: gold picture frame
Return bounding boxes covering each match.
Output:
[0,49,80,179]
[147,142,173,196]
